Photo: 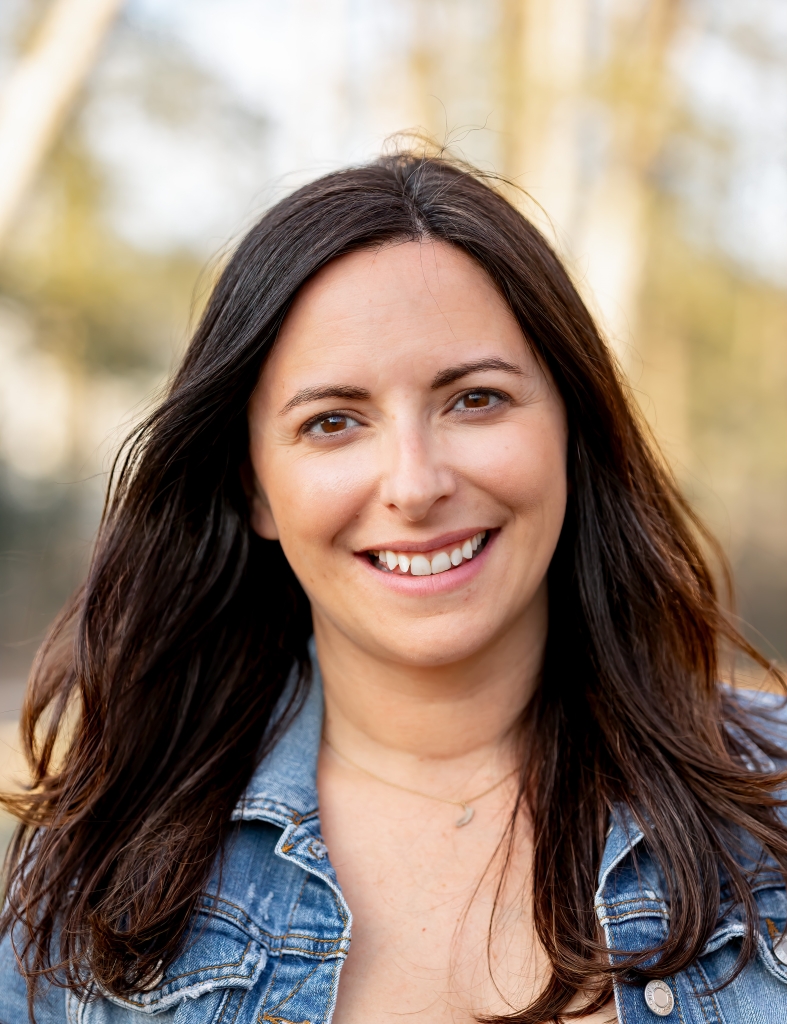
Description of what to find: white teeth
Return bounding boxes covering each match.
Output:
[430,551,452,574]
[374,531,486,576]
[410,554,432,576]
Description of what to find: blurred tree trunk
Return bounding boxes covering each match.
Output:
[0,0,124,249]
[498,0,680,373]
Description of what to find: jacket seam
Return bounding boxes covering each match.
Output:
[109,969,257,1010]
[258,959,321,1022]
[671,977,687,1024]
[201,894,258,928]
[218,987,247,1024]
[259,869,310,1013]
[690,959,723,1024]
[327,940,348,1024]
[599,893,663,909]
[597,910,670,926]
[237,799,319,824]
[259,1016,313,1024]
[279,947,347,960]
[152,939,252,985]
[215,988,232,1024]
[612,978,628,1024]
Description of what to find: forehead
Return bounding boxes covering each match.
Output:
[261,239,531,388]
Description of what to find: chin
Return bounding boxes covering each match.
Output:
[367,618,502,668]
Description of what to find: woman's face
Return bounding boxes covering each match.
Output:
[248,240,568,668]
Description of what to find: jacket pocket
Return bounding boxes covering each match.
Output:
[70,895,267,1021]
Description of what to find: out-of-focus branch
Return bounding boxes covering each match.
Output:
[0,0,124,250]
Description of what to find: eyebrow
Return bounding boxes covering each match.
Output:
[280,384,371,414]
[279,358,525,413]
[430,358,526,389]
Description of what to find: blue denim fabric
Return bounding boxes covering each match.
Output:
[2,667,787,1023]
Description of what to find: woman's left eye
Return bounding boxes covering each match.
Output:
[451,390,504,412]
[305,413,360,436]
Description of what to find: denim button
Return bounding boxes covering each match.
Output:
[644,980,674,1016]
[774,933,787,966]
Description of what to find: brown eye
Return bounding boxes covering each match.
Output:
[450,390,504,414]
[463,392,490,408]
[306,412,360,437]
[320,415,348,433]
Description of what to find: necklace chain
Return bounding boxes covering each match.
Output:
[322,736,518,827]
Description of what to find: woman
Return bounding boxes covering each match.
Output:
[1,152,786,1024]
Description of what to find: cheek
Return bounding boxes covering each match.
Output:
[460,419,567,519]
[259,445,377,551]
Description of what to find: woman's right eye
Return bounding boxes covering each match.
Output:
[304,413,360,437]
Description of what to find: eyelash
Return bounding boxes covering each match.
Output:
[449,388,509,413]
[301,411,361,438]
[301,388,509,439]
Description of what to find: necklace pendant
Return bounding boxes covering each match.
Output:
[455,803,474,827]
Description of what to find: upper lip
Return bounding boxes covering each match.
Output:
[357,528,493,555]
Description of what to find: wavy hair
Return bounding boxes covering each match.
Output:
[2,150,786,1023]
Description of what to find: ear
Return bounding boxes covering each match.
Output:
[249,487,279,540]
[241,460,280,540]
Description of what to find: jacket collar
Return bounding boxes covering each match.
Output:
[232,654,324,828]
[597,806,646,896]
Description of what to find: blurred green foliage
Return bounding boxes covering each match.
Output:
[0,0,783,711]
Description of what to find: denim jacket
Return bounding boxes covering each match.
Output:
[2,663,787,1024]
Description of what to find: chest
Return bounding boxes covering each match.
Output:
[317,765,615,1023]
[57,817,787,1024]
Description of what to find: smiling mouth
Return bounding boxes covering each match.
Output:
[367,530,490,576]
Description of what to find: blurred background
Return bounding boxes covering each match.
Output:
[0,0,785,847]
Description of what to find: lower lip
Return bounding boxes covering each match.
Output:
[356,531,498,596]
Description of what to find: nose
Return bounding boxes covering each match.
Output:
[378,422,455,521]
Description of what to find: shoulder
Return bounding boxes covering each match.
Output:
[727,686,787,758]
[731,686,787,717]
[0,927,67,1024]
[0,819,291,1024]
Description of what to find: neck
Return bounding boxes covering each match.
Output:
[313,591,546,789]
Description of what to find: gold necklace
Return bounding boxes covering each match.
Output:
[323,736,518,827]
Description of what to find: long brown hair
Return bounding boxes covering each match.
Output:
[2,150,786,1022]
